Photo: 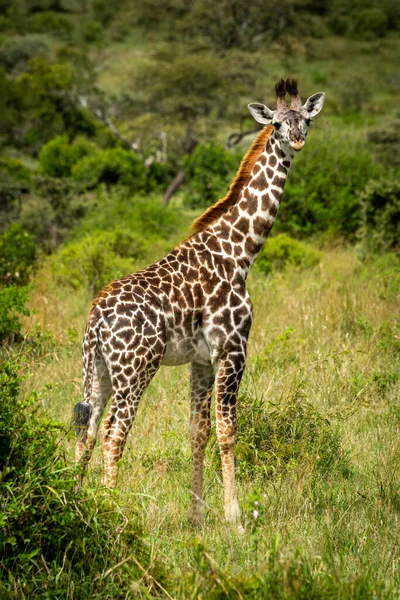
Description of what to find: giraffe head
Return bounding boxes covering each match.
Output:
[248,79,325,152]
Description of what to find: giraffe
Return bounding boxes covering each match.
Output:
[73,79,325,526]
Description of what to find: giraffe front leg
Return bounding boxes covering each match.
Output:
[215,351,246,525]
[188,362,215,526]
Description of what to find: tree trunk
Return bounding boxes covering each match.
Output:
[163,170,185,205]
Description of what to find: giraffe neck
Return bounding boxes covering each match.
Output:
[209,129,294,275]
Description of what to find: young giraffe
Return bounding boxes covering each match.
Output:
[73,79,325,525]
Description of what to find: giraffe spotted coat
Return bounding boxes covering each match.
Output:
[74,79,325,525]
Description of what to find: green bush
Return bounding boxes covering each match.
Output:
[25,11,74,39]
[279,130,384,238]
[49,229,148,293]
[351,8,388,39]
[39,134,95,177]
[74,188,183,241]
[71,146,146,190]
[0,361,167,597]
[0,157,32,227]
[211,390,350,481]
[17,175,88,250]
[0,224,37,285]
[256,234,321,275]
[0,36,50,72]
[359,178,400,252]
[14,58,96,151]
[0,286,29,343]
[183,142,240,209]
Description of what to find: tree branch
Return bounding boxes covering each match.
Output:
[225,128,260,149]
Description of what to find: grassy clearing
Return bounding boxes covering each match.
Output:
[16,243,400,597]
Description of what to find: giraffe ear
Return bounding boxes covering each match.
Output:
[248,103,275,125]
[303,92,325,118]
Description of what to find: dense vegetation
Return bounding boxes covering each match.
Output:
[0,0,399,597]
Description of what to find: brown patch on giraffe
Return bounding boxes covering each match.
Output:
[272,176,286,188]
[261,194,272,211]
[190,125,274,235]
[236,217,250,235]
[231,229,244,244]
[269,202,279,217]
[271,188,282,200]
[253,216,268,237]
[222,241,233,255]
[259,154,267,166]
[244,194,258,215]
[250,171,267,192]
[252,164,261,175]
[277,163,287,173]
[208,236,222,253]
[266,167,274,179]
[268,155,277,167]
[245,237,262,256]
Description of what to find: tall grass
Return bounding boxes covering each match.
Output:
[12,244,399,597]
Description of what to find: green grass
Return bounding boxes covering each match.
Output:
[15,243,400,598]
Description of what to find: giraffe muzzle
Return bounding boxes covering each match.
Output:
[289,139,305,151]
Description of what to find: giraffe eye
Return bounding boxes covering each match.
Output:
[273,122,281,130]
[305,118,313,126]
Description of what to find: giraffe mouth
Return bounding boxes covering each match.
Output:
[289,140,305,151]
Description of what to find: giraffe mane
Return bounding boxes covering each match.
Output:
[189,124,274,236]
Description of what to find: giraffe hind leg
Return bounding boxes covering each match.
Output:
[102,363,160,488]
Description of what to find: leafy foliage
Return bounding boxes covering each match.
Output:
[279,130,384,238]
[49,229,146,293]
[39,134,95,177]
[0,35,50,72]
[0,361,167,597]
[0,157,32,228]
[0,224,37,286]
[183,142,240,209]
[256,234,321,275]
[359,178,400,252]
[0,286,29,343]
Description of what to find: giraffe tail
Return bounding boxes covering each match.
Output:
[72,312,101,438]
[72,401,91,438]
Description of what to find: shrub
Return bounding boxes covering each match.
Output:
[351,8,388,39]
[39,134,95,178]
[0,361,167,597]
[25,11,74,39]
[0,286,30,343]
[256,234,321,275]
[49,229,147,293]
[0,157,32,227]
[74,189,184,241]
[211,390,350,480]
[71,147,145,190]
[279,130,384,238]
[359,178,400,252]
[0,224,37,285]
[19,175,88,250]
[0,36,49,72]
[183,142,240,209]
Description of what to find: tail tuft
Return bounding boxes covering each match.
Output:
[72,401,91,438]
